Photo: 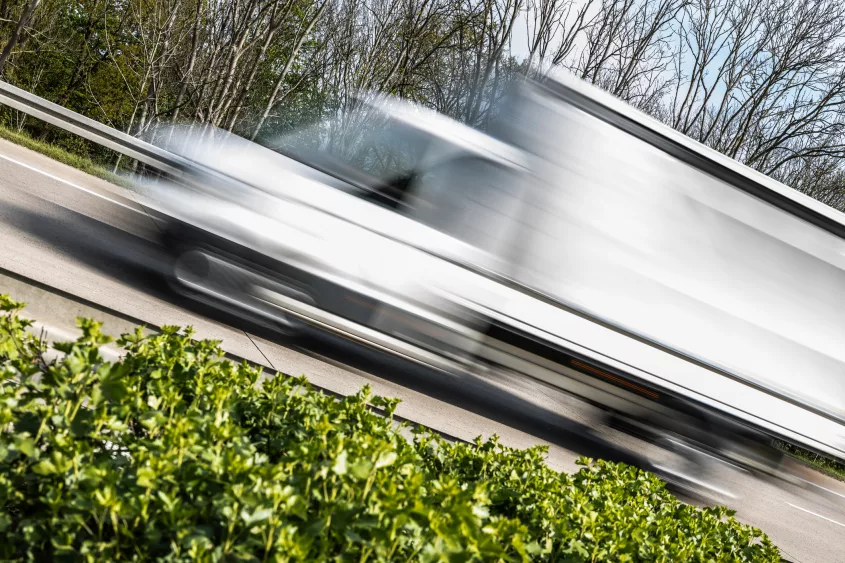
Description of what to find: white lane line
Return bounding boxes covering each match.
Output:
[0,151,144,214]
[786,502,845,528]
[805,480,845,500]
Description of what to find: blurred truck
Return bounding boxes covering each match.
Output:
[139,74,845,500]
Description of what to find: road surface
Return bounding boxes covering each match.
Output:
[0,137,843,562]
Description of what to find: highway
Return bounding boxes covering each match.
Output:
[0,137,843,562]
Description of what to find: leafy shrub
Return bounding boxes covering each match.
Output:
[0,294,780,562]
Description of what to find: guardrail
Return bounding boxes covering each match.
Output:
[0,80,190,177]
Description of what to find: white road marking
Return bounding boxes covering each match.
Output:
[786,502,845,528]
[0,151,143,214]
[805,480,845,500]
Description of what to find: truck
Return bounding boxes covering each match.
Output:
[140,72,845,500]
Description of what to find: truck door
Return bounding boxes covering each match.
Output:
[364,151,530,364]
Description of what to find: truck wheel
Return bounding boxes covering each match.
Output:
[168,247,304,338]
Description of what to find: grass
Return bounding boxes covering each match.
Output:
[0,124,134,189]
[776,440,845,482]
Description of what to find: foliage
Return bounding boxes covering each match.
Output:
[0,294,781,561]
[775,440,845,482]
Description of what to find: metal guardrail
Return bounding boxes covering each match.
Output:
[0,80,191,177]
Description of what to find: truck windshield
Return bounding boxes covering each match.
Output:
[269,107,429,209]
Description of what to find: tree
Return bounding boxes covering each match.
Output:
[0,0,42,76]
[666,0,845,185]
[5,0,845,211]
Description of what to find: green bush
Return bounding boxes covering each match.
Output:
[0,294,780,562]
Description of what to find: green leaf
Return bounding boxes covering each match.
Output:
[525,541,542,555]
[101,369,128,402]
[14,412,41,435]
[332,450,348,475]
[14,435,37,458]
[350,459,374,481]
[375,450,397,469]
[304,517,327,537]
[242,508,273,526]
[70,409,93,437]
[136,466,156,488]
[32,459,57,475]
[472,504,489,519]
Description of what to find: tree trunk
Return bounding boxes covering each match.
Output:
[171,0,204,125]
[250,0,328,140]
[0,0,42,76]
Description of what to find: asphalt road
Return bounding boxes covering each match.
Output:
[0,138,843,562]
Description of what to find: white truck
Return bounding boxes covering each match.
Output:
[141,73,845,499]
